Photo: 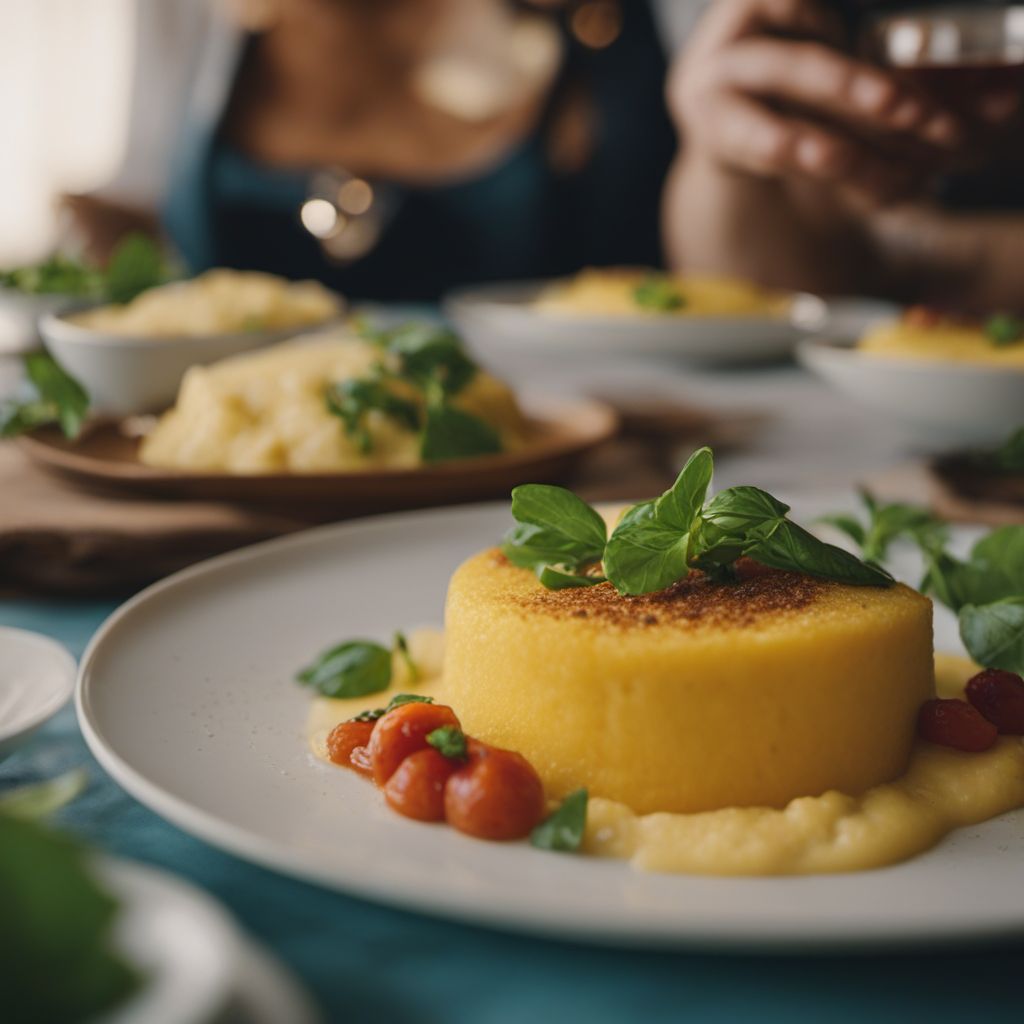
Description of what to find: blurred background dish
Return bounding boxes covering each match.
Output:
[0,626,76,760]
[445,279,826,371]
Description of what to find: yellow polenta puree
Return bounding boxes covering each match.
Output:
[139,334,529,473]
[534,267,791,318]
[859,319,1024,366]
[442,551,934,814]
[308,645,1024,877]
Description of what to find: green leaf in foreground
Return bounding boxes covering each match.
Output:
[503,484,607,574]
[420,402,502,463]
[297,640,393,698]
[960,598,1024,675]
[426,725,468,761]
[351,693,434,723]
[633,276,686,312]
[0,814,142,1024]
[0,769,88,820]
[530,788,589,853]
[536,565,607,590]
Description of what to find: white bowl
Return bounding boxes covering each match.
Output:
[798,335,1024,450]
[0,287,77,354]
[39,312,343,416]
[444,280,826,368]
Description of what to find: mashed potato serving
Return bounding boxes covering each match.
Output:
[859,309,1024,366]
[69,269,342,337]
[535,267,791,318]
[139,328,530,473]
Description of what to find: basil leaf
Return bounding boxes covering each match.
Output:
[994,427,1024,472]
[925,526,1024,612]
[655,447,713,533]
[537,565,606,590]
[0,769,88,820]
[24,352,89,438]
[530,788,588,852]
[507,485,607,564]
[604,502,691,596]
[701,486,790,537]
[0,398,60,438]
[748,520,893,586]
[385,324,478,395]
[426,725,468,761]
[297,640,393,698]
[960,598,1024,675]
[351,693,434,723]
[817,513,867,547]
[103,233,166,305]
[985,313,1024,348]
[420,403,502,462]
[326,378,421,454]
[633,276,685,312]
[0,814,142,1021]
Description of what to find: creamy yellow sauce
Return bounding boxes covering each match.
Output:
[71,269,342,337]
[307,644,1024,876]
[859,319,1024,367]
[139,334,530,473]
[534,268,791,318]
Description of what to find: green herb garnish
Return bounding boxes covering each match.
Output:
[0,813,142,1023]
[351,693,435,723]
[818,491,948,565]
[530,788,588,852]
[0,769,88,820]
[502,484,609,582]
[985,313,1024,347]
[0,352,90,440]
[959,598,1024,676]
[367,322,478,396]
[426,725,468,761]
[325,378,420,454]
[297,632,421,699]
[420,398,502,463]
[103,233,167,305]
[0,254,100,297]
[992,427,1024,472]
[633,275,686,312]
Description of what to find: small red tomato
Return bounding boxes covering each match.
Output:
[917,698,998,752]
[965,668,1024,734]
[326,720,375,774]
[444,740,545,841]
[368,702,460,786]
[383,748,460,822]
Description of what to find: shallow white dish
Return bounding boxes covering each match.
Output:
[39,312,343,416]
[77,504,1024,952]
[0,626,76,759]
[798,336,1024,450]
[444,280,826,368]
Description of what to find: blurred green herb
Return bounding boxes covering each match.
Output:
[297,633,421,699]
[0,813,142,1024]
[818,490,948,564]
[0,769,88,820]
[530,788,588,852]
[633,276,686,312]
[991,427,1024,472]
[325,378,420,454]
[0,352,90,440]
[351,693,434,723]
[0,255,101,297]
[985,313,1024,347]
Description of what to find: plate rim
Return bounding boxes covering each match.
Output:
[76,505,1024,953]
[0,625,77,748]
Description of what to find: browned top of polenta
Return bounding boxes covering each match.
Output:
[489,551,836,628]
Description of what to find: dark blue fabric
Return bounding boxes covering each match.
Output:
[3,596,1024,1024]
[164,1,676,303]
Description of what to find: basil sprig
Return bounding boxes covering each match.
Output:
[817,490,948,565]
[326,321,503,462]
[426,725,468,761]
[985,313,1024,347]
[530,788,588,853]
[296,632,421,699]
[502,484,608,583]
[0,352,90,440]
[503,447,891,594]
[351,693,434,723]
[633,275,686,312]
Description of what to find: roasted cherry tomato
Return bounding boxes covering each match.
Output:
[326,720,375,776]
[368,702,461,786]
[965,668,1024,734]
[444,740,545,841]
[383,748,460,821]
[917,698,998,752]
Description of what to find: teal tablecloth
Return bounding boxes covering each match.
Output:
[3,597,1022,1023]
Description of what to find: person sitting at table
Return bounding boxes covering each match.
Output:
[72,0,1023,309]
[667,0,1024,311]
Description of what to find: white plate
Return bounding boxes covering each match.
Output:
[444,281,826,368]
[798,336,1024,450]
[77,504,1024,952]
[0,626,76,759]
[97,857,321,1024]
